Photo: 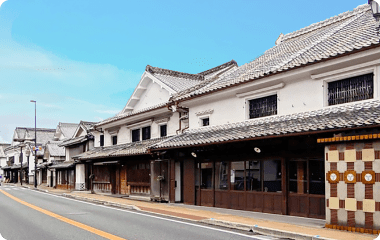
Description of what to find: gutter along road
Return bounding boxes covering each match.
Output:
[0,185,273,240]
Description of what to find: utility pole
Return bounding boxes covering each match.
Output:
[31,100,37,188]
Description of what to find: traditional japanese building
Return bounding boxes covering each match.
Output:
[73,61,238,198]
[148,4,380,233]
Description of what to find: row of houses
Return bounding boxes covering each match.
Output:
[2,3,380,233]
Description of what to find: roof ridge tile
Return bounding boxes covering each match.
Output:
[146,65,204,81]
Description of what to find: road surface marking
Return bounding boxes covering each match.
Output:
[32,190,272,240]
[0,190,126,240]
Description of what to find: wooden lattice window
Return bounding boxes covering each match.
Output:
[328,73,373,106]
[132,129,140,142]
[249,95,277,119]
[142,126,151,140]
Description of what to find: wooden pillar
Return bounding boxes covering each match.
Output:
[183,158,195,204]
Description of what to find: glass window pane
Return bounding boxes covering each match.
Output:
[263,159,282,192]
[246,160,261,191]
[309,159,325,195]
[201,162,213,189]
[215,162,228,190]
[231,161,244,190]
[289,160,307,194]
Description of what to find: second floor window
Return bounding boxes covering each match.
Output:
[328,73,373,106]
[160,125,167,137]
[202,118,209,126]
[142,126,151,140]
[100,135,104,146]
[132,129,140,142]
[112,135,117,145]
[249,95,277,119]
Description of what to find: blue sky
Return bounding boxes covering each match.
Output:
[0,0,365,143]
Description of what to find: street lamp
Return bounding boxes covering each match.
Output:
[369,0,380,27]
[30,100,37,188]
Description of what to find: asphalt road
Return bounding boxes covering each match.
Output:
[0,185,278,240]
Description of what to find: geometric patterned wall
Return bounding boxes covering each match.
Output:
[325,141,380,234]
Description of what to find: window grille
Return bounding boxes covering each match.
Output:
[142,126,151,140]
[249,95,277,119]
[328,73,373,106]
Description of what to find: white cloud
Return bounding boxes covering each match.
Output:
[0,0,7,8]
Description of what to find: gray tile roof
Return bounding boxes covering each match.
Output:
[58,122,78,140]
[146,60,237,93]
[74,137,171,160]
[48,161,75,169]
[151,100,380,149]
[172,4,380,102]
[95,61,238,127]
[95,102,169,127]
[14,127,55,145]
[81,121,96,131]
[46,142,65,157]
[59,135,87,147]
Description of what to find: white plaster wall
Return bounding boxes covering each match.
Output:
[75,164,86,190]
[47,170,52,187]
[187,77,324,129]
[100,112,180,147]
[104,130,112,146]
[186,63,380,130]
[133,82,170,111]
[67,146,83,161]
[117,126,129,145]
[93,131,102,148]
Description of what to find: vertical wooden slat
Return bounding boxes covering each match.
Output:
[282,158,287,215]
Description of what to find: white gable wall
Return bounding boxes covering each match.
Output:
[133,81,170,111]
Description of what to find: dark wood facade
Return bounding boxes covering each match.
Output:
[165,135,326,219]
[56,169,75,190]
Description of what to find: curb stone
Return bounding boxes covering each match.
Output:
[62,194,141,211]
[201,219,333,240]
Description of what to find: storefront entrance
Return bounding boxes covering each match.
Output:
[288,158,325,219]
[189,156,325,219]
[195,158,285,214]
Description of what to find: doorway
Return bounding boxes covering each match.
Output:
[288,158,325,218]
[175,162,181,202]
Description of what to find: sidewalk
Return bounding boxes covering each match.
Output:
[7,183,378,240]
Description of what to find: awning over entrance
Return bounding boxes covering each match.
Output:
[10,162,29,170]
[36,162,51,169]
[152,100,380,149]
[48,161,75,169]
[93,161,120,165]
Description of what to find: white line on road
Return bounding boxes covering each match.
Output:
[31,190,276,240]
